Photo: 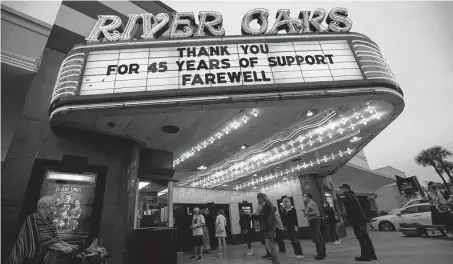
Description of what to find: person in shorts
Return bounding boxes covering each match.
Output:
[215,209,228,256]
[189,207,206,261]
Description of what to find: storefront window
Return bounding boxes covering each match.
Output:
[135,179,169,228]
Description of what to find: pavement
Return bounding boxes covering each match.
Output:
[178,230,453,264]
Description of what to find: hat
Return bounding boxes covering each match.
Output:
[339,184,351,189]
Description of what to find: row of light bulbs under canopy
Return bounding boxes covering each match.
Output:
[179,103,384,188]
[173,108,259,167]
[235,147,354,191]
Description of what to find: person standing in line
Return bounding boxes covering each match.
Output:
[239,210,255,256]
[274,207,287,254]
[281,198,304,259]
[215,209,228,257]
[200,209,211,253]
[339,184,377,261]
[324,202,341,244]
[303,193,326,260]
[189,207,206,261]
[256,203,272,259]
[251,193,280,264]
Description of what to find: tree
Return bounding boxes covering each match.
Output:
[429,146,453,183]
[415,148,451,194]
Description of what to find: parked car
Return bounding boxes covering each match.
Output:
[370,203,432,231]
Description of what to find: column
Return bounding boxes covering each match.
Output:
[167,181,174,227]
[126,145,140,233]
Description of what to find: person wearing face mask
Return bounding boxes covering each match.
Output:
[7,196,78,264]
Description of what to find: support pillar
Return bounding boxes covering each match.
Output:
[126,145,140,233]
[168,181,174,227]
[298,173,326,213]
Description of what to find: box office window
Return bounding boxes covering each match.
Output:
[135,179,169,229]
[40,171,97,240]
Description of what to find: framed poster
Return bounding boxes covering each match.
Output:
[40,171,97,241]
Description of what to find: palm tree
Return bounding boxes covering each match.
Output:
[429,146,453,182]
[415,149,450,193]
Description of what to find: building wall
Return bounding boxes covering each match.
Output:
[347,149,370,169]
[2,1,62,26]
[375,184,409,212]
[373,166,407,180]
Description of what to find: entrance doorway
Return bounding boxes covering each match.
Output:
[173,203,231,252]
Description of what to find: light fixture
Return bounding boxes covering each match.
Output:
[350,136,362,143]
[139,182,150,190]
[197,165,207,170]
[222,184,228,187]
[240,144,248,150]
[304,109,317,117]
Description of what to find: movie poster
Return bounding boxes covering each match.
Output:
[42,182,95,240]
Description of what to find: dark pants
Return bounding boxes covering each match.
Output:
[242,230,252,249]
[261,233,270,255]
[352,225,376,258]
[309,218,326,256]
[276,229,286,252]
[287,228,303,255]
[329,222,339,241]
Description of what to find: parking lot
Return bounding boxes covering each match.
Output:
[179,230,453,264]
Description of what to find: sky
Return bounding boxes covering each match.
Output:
[167,0,453,183]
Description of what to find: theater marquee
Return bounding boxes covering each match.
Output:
[80,39,362,95]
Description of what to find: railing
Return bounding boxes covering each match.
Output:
[51,53,85,104]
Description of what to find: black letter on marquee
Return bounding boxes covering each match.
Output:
[107,65,117,75]
[239,58,250,68]
[176,61,185,71]
[217,72,227,83]
[314,55,326,64]
[268,57,277,67]
[129,63,140,74]
[243,71,253,82]
[220,46,230,55]
[305,56,315,65]
[205,73,216,84]
[118,65,128,74]
[221,59,230,69]
[249,57,258,67]
[177,48,186,57]
[182,74,191,85]
[325,54,334,64]
[295,56,304,65]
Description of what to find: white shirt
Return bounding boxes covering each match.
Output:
[215,214,227,233]
[192,214,205,236]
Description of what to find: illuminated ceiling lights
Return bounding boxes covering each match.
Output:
[235,147,354,191]
[173,109,259,167]
[180,104,385,189]
[197,165,207,170]
[179,109,337,187]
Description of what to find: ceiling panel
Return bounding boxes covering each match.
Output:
[124,113,169,139]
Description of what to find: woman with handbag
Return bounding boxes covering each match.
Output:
[215,209,227,256]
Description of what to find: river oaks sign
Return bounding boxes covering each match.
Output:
[85,8,352,42]
[79,39,362,96]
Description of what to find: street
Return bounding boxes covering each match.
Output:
[178,231,453,264]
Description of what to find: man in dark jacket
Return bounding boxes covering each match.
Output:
[251,193,280,264]
[340,184,377,261]
[281,198,304,258]
[239,210,254,256]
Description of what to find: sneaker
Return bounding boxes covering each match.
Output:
[246,251,255,256]
[196,256,203,261]
[189,256,196,260]
[294,255,305,259]
[261,255,272,260]
[315,255,326,260]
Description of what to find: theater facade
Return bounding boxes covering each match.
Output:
[2,3,404,264]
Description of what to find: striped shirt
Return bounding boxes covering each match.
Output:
[7,212,60,264]
[305,200,321,221]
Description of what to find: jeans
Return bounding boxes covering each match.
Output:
[242,230,252,249]
[263,232,280,264]
[309,218,326,256]
[287,228,303,255]
[276,229,286,252]
[352,225,376,258]
[329,222,339,241]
